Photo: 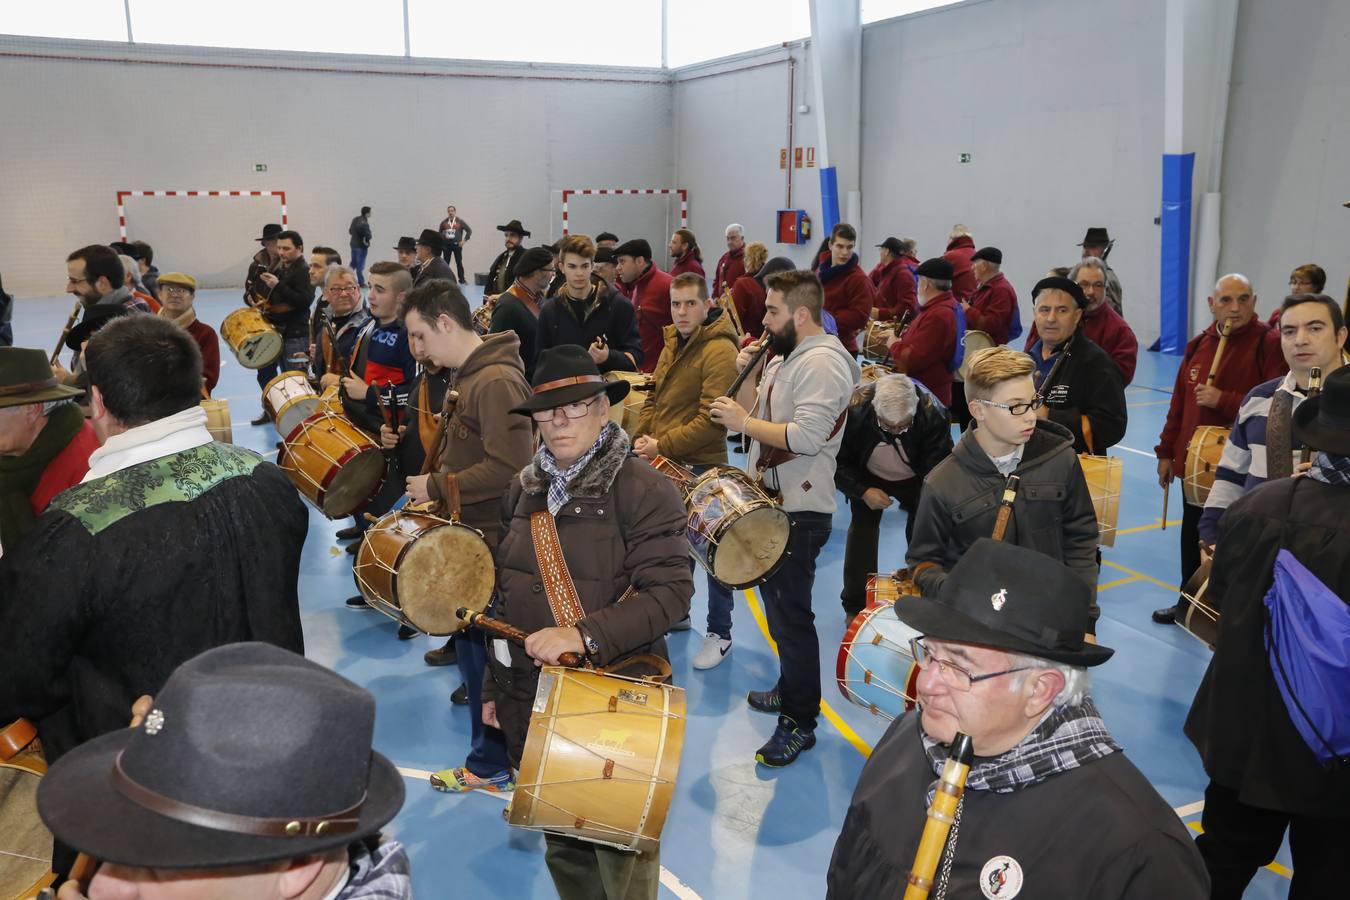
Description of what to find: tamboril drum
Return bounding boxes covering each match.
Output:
[278,413,385,519]
[1079,454,1122,547]
[0,723,55,900]
[1177,558,1219,650]
[221,307,283,370]
[263,370,322,439]
[685,469,791,589]
[603,372,651,435]
[866,570,920,608]
[200,398,232,444]
[836,603,923,720]
[956,329,996,382]
[1183,425,1228,506]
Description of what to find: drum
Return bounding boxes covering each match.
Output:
[316,384,345,417]
[866,569,920,608]
[685,469,791,589]
[511,667,685,855]
[1183,425,1228,506]
[1079,454,1122,547]
[603,372,650,435]
[860,363,893,383]
[836,603,923,720]
[862,320,895,363]
[955,329,997,382]
[1177,559,1219,649]
[277,413,386,519]
[649,456,697,499]
[471,299,494,335]
[0,726,55,900]
[220,306,283,369]
[354,506,495,635]
[200,398,232,444]
[263,370,322,438]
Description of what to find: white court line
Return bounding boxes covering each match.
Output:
[1114,444,1156,458]
[1173,800,1205,818]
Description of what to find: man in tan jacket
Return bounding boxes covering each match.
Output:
[633,273,740,668]
[398,278,534,795]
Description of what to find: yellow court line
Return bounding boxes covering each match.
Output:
[1186,822,1292,879]
[1114,519,1184,536]
[742,587,874,759]
[1100,559,1179,593]
[1126,399,1173,408]
[1097,575,1144,591]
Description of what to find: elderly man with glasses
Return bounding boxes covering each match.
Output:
[155,272,221,396]
[828,539,1209,899]
[1024,258,1138,386]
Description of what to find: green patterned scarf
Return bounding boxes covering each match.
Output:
[0,402,86,552]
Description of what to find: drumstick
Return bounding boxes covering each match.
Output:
[457,608,586,668]
[1161,480,1169,530]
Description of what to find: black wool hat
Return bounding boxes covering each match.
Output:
[514,247,556,278]
[594,247,617,264]
[595,231,620,244]
[614,239,653,261]
[1293,366,1350,457]
[256,223,283,243]
[416,228,444,252]
[1032,275,1088,309]
[876,237,905,255]
[894,539,1114,667]
[510,345,629,415]
[37,642,405,869]
[497,219,532,237]
[1078,227,1113,247]
[109,241,141,259]
[67,304,134,352]
[914,257,954,281]
[393,236,418,252]
[972,246,1003,265]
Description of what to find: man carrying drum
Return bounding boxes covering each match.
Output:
[249,229,313,425]
[631,272,739,669]
[487,345,692,898]
[1152,273,1285,627]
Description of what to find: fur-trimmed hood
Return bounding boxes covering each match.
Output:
[519,423,632,499]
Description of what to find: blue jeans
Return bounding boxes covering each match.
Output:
[456,629,511,778]
[255,335,311,390]
[349,245,368,285]
[758,511,832,731]
[689,464,736,639]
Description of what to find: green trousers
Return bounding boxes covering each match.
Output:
[543,834,660,900]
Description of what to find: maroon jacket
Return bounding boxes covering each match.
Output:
[869,256,918,321]
[891,292,958,407]
[186,318,222,395]
[820,255,876,356]
[30,422,100,515]
[669,253,705,280]
[1024,303,1139,386]
[964,272,1018,347]
[730,274,766,339]
[618,263,674,374]
[943,235,977,302]
[713,247,746,297]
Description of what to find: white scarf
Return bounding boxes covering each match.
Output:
[81,406,213,483]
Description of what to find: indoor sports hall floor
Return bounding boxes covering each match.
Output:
[11,288,1293,899]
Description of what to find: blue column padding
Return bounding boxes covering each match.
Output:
[819,166,840,236]
[1159,153,1194,355]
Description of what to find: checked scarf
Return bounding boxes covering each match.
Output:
[535,423,613,516]
[1308,451,1350,486]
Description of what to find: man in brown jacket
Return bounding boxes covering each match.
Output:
[633,273,739,668]
[486,345,692,899]
[398,279,534,795]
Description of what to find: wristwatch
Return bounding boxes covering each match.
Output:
[577,624,601,660]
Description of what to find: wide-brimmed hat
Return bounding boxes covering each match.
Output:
[156,272,197,292]
[416,228,444,252]
[0,347,85,408]
[1032,275,1088,310]
[393,236,417,252]
[256,223,283,243]
[1293,365,1350,456]
[37,642,405,870]
[497,219,531,237]
[894,539,1114,667]
[67,304,134,352]
[510,345,628,415]
[1077,227,1113,247]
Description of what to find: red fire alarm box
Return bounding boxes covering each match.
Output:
[776,209,811,245]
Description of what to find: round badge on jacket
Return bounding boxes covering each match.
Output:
[979,855,1024,899]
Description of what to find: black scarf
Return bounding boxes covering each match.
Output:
[0,402,86,551]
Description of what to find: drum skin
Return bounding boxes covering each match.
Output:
[262,371,321,439]
[1079,454,1122,547]
[685,469,790,589]
[602,372,650,435]
[956,329,996,382]
[277,413,385,519]
[221,307,283,370]
[0,745,55,900]
[200,399,232,444]
[836,602,923,720]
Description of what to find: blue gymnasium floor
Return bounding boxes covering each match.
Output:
[12,288,1294,898]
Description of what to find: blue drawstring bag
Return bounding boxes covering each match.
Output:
[1263,549,1350,767]
[948,301,968,374]
[1007,299,1024,342]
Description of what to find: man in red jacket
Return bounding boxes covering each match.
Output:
[869,237,918,322]
[942,225,977,302]
[155,272,221,396]
[615,238,673,374]
[819,223,876,357]
[888,258,959,406]
[1152,273,1287,625]
[953,246,1021,428]
[667,228,705,279]
[1023,257,1138,386]
[712,223,747,297]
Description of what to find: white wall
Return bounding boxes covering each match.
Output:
[0,36,672,297]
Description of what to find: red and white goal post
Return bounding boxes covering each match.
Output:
[116,190,289,240]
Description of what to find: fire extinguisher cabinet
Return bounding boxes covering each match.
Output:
[776,209,811,245]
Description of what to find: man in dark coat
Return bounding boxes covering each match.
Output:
[438,204,472,284]
[1026,276,1128,454]
[411,229,455,287]
[1183,366,1350,898]
[486,219,529,296]
[835,374,951,617]
[485,345,691,898]
[536,235,643,373]
[489,246,554,378]
[828,540,1209,900]
[348,205,371,286]
[251,229,313,422]
[1024,257,1139,385]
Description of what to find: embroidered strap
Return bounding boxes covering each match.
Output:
[531,510,587,627]
[1266,389,1295,481]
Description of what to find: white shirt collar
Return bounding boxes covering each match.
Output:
[81,406,213,483]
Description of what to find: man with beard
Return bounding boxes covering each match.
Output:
[614,238,674,374]
[1078,227,1124,315]
[489,246,553,379]
[250,230,312,424]
[710,269,859,766]
[412,229,455,287]
[712,223,747,297]
[667,228,705,278]
[242,223,281,311]
[536,235,643,374]
[54,245,147,387]
[306,246,342,364]
[817,224,876,358]
[155,272,220,395]
[486,219,530,296]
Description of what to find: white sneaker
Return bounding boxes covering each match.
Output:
[692,633,732,670]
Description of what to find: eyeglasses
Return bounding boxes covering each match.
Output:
[161,285,192,296]
[67,276,89,285]
[1289,279,1314,288]
[909,639,1032,692]
[1076,280,1106,291]
[974,396,1043,416]
[328,285,361,295]
[530,395,600,423]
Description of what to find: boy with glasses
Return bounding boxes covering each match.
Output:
[906,347,1099,621]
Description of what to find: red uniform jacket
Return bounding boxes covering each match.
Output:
[891,292,958,407]
[943,236,977,302]
[619,263,674,374]
[1155,318,1287,477]
[669,253,705,280]
[713,247,746,297]
[1024,303,1139,386]
[730,274,766,339]
[30,422,100,514]
[965,272,1018,347]
[869,256,918,321]
[185,318,222,395]
[820,255,876,356]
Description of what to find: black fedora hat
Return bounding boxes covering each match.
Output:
[510,345,628,416]
[1293,365,1350,456]
[67,304,134,352]
[497,219,531,237]
[416,228,444,251]
[256,223,283,243]
[1032,275,1088,310]
[38,642,404,870]
[894,539,1114,667]
[393,235,417,252]
[1077,226,1113,247]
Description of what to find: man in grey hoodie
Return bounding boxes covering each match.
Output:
[711,269,860,767]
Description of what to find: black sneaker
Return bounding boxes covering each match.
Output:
[335,525,361,540]
[746,687,782,714]
[424,640,458,667]
[346,541,359,556]
[397,624,419,640]
[451,684,469,705]
[250,411,270,427]
[1152,606,1179,625]
[756,716,816,767]
[345,595,372,611]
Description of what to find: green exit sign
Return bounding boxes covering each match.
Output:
[959,153,972,164]
[254,163,268,172]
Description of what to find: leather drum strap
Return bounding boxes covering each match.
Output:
[0,717,38,761]
[531,510,588,628]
